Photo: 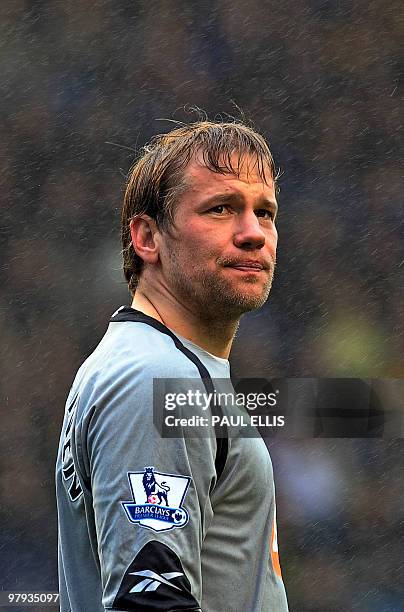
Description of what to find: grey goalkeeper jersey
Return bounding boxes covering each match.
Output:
[56,307,288,612]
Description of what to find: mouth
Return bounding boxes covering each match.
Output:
[225,261,268,272]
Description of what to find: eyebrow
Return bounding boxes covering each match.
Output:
[199,192,278,215]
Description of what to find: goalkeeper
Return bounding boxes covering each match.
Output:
[56,119,289,611]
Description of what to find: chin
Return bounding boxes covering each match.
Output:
[195,272,273,316]
[225,290,271,313]
[235,281,272,305]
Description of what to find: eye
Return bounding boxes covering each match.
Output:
[209,205,231,214]
[256,209,275,221]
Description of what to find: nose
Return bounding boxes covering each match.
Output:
[233,211,267,250]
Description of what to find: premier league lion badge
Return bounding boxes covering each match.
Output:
[122,467,191,532]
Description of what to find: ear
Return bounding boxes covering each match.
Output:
[130,215,160,265]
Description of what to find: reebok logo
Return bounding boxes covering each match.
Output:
[113,541,200,610]
[130,569,184,593]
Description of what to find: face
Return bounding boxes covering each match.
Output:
[157,154,278,320]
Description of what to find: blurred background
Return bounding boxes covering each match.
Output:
[0,1,403,610]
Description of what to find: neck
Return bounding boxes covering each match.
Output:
[131,288,238,359]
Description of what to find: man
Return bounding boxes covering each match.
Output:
[56,120,289,611]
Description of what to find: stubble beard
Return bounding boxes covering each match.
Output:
[167,252,275,322]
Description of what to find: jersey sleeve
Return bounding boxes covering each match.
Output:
[73,359,217,611]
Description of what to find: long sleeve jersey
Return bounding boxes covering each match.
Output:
[56,307,289,612]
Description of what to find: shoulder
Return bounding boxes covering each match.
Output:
[70,321,200,406]
[107,320,200,377]
[68,321,212,448]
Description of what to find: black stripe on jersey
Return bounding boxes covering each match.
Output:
[110,307,228,484]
